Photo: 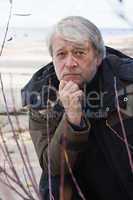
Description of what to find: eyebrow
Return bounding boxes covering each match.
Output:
[53,47,65,53]
[54,45,87,53]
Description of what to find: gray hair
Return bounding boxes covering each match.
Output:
[47,16,106,59]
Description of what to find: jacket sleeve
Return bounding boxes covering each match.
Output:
[29,108,91,176]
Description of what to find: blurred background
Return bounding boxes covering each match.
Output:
[0,0,133,113]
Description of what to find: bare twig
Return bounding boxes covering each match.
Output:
[64,150,86,200]
[106,120,133,152]
[0,1,13,57]
[0,127,34,199]
[46,79,54,200]
[9,73,40,198]
[0,1,40,198]
[114,76,133,173]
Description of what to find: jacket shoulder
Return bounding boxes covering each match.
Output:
[21,62,59,108]
[105,46,133,82]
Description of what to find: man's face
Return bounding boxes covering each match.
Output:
[52,34,101,86]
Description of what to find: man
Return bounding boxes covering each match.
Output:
[22,16,133,200]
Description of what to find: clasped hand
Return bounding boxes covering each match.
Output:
[59,80,83,126]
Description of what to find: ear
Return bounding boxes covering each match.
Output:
[96,57,102,69]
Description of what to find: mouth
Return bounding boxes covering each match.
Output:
[63,74,81,78]
[62,74,82,82]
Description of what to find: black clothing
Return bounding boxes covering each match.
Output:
[22,47,133,200]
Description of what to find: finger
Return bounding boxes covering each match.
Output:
[69,94,82,112]
[62,81,79,93]
[70,90,83,100]
[69,91,83,107]
[59,80,67,92]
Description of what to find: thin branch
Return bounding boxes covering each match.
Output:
[0,176,30,200]
[0,128,34,198]
[22,167,34,199]
[9,73,40,198]
[0,1,13,57]
[64,150,86,200]
[114,76,133,173]
[106,120,133,152]
[0,0,40,198]
[46,79,54,200]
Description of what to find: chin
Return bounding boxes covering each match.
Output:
[63,74,83,84]
[64,77,80,82]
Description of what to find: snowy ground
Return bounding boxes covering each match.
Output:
[0,114,42,200]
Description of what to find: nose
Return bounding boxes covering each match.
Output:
[65,54,78,69]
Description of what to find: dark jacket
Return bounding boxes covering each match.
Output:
[22,47,133,200]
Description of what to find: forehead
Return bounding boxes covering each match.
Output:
[52,34,92,52]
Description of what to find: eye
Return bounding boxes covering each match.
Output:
[73,50,86,57]
[56,52,66,58]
